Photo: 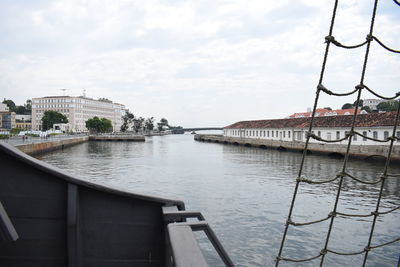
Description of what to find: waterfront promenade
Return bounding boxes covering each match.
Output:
[1,133,88,146]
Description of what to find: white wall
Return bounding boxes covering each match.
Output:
[223,127,400,146]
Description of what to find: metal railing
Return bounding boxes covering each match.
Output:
[163,206,235,267]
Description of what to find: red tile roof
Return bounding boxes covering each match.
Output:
[225,112,399,129]
[288,108,363,118]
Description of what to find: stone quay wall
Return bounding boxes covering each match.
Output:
[16,136,89,155]
[194,134,400,162]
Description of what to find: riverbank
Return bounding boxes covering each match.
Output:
[15,136,89,155]
[194,134,400,162]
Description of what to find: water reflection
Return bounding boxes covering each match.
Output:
[36,135,400,266]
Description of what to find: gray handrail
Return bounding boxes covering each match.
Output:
[163,206,235,267]
[0,201,18,242]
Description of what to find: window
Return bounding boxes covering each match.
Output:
[288,131,291,138]
[363,131,367,141]
[353,133,357,141]
[318,131,321,137]
[297,132,303,141]
[327,132,331,140]
[276,131,278,137]
[263,131,266,137]
[272,131,274,137]
[256,131,258,137]
[267,131,270,137]
[397,131,400,142]
[283,131,285,138]
[384,131,389,140]
[336,131,340,140]
[373,131,378,139]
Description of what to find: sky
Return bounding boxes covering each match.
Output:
[0,0,399,127]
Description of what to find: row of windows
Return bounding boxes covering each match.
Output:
[227,130,291,139]
[226,129,400,142]
[35,104,71,108]
[34,98,124,108]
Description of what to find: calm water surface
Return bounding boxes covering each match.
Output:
[36,134,400,266]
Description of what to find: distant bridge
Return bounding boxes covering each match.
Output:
[171,127,223,133]
[182,128,223,132]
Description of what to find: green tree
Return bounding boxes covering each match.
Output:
[144,117,154,132]
[160,118,169,126]
[85,117,112,133]
[133,117,145,133]
[42,111,68,131]
[377,100,399,112]
[341,103,353,109]
[100,118,113,132]
[121,111,134,132]
[14,105,27,114]
[353,99,363,107]
[25,99,32,113]
[157,118,169,131]
[361,106,372,113]
[2,99,16,112]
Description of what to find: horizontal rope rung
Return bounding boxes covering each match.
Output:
[372,36,400,53]
[288,215,331,226]
[363,84,400,100]
[325,35,368,49]
[317,83,359,96]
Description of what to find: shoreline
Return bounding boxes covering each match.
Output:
[194,134,400,162]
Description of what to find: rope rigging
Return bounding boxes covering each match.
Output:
[275,0,400,266]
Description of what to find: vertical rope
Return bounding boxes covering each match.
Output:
[275,1,339,265]
[319,1,379,265]
[362,104,400,266]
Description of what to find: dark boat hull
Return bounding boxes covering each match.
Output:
[0,142,183,267]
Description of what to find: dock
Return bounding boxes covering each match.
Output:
[194,134,400,162]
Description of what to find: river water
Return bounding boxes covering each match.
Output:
[35,133,400,266]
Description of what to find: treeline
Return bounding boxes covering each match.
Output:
[2,99,32,114]
[120,111,180,133]
[341,99,399,112]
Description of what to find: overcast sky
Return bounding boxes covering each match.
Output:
[0,0,399,127]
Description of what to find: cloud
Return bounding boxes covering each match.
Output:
[0,0,399,127]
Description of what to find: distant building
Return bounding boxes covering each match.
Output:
[0,103,9,112]
[363,99,385,111]
[0,111,16,130]
[15,114,32,131]
[224,112,400,146]
[31,96,126,132]
[53,123,72,133]
[288,108,366,118]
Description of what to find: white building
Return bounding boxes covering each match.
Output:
[31,96,126,132]
[363,99,385,111]
[224,112,400,146]
[0,103,9,112]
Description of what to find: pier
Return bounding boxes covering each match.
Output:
[14,136,89,155]
[194,134,400,162]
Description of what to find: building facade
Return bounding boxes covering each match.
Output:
[15,114,32,130]
[0,103,9,112]
[0,111,16,130]
[31,96,126,132]
[224,112,400,146]
[363,99,385,111]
